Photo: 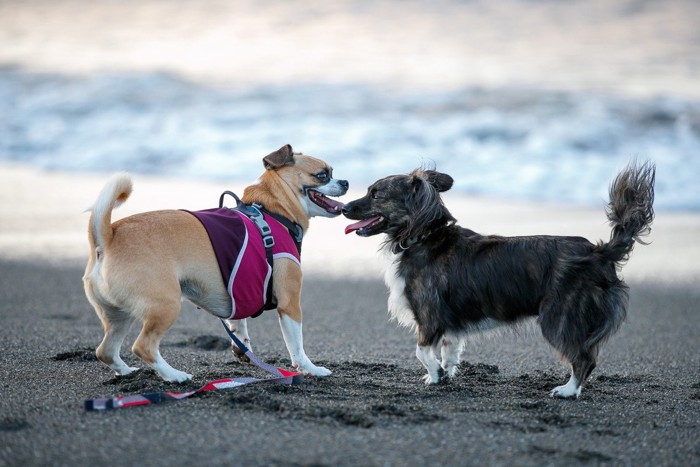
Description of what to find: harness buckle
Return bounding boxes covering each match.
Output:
[247,203,263,219]
[263,235,275,249]
[259,223,272,237]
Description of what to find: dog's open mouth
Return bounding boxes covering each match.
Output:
[344,216,384,236]
[307,189,344,215]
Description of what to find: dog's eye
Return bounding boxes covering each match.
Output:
[370,189,380,200]
[315,171,329,182]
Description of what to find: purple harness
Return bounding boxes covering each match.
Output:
[186,208,300,319]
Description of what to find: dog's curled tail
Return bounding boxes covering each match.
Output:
[601,160,655,265]
[87,172,133,253]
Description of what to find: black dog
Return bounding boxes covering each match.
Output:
[343,162,655,398]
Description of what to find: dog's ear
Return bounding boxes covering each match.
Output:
[403,171,452,242]
[409,174,425,193]
[263,144,295,170]
[423,170,453,192]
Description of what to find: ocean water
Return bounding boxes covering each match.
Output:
[1,0,699,211]
[2,68,698,211]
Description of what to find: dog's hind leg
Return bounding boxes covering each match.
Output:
[95,306,137,376]
[550,351,597,399]
[542,329,591,398]
[131,296,192,383]
[539,297,587,398]
[440,334,464,378]
[545,281,624,398]
[541,295,604,398]
[84,272,138,376]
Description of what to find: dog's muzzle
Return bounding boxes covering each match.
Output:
[306,179,348,215]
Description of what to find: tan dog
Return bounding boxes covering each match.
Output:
[83,145,348,382]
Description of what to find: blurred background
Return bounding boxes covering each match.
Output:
[1,0,698,210]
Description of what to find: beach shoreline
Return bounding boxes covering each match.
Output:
[2,163,699,282]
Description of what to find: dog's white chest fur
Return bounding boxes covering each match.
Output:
[383,250,417,331]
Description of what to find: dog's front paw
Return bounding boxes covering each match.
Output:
[294,362,332,377]
[106,357,139,376]
[422,366,447,385]
[231,344,251,363]
[309,366,332,377]
[166,370,193,383]
[442,365,459,379]
[155,368,192,383]
[112,365,139,376]
[233,353,251,364]
[422,373,440,385]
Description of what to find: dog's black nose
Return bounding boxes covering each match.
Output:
[338,180,349,190]
[342,204,352,216]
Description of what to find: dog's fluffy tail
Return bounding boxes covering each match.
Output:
[87,172,133,253]
[600,160,655,265]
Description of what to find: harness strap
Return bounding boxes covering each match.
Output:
[218,191,304,317]
[220,191,303,254]
[259,206,303,254]
[241,203,276,315]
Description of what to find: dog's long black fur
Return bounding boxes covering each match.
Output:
[343,161,655,398]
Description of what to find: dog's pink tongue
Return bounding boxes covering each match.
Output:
[345,218,376,235]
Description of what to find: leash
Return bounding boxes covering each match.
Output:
[84,369,302,411]
[84,321,303,411]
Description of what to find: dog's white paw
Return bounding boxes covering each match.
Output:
[300,365,332,377]
[443,365,460,379]
[422,373,440,385]
[550,384,581,399]
[163,370,193,383]
[310,366,332,377]
[292,360,332,376]
[107,357,138,376]
[111,364,139,376]
[150,356,192,382]
[550,373,582,399]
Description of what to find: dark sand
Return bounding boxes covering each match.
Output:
[0,258,698,466]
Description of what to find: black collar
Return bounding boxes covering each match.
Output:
[391,234,426,254]
[390,222,453,255]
